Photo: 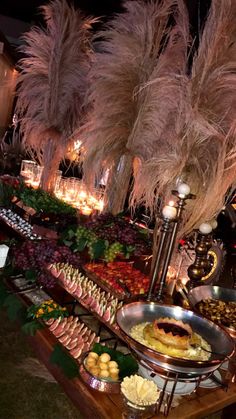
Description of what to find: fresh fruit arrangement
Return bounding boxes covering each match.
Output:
[89,343,139,380]
[46,315,100,359]
[48,262,123,324]
[62,213,151,262]
[12,239,81,288]
[85,351,120,381]
[85,261,150,296]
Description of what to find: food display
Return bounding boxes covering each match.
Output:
[13,239,81,288]
[46,316,100,359]
[196,298,236,330]
[121,375,159,407]
[85,351,120,381]
[85,262,150,296]
[130,317,211,361]
[0,208,42,240]
[48,262,123,324]
[62,213,151,262]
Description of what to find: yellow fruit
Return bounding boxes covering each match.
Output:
[109,367,119,375]
[99,353,111,363]
[90,366,100,377]
[88,352,99,360]
[99,370,110,379]
[86,358,97,367]
[108,361,118,369]
[99,362,109,370]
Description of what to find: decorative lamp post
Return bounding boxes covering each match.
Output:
[187,222,213,289]
[147,183,195,301]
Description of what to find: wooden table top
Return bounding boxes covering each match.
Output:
[28,326,236,419]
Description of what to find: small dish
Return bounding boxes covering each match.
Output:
[79,355,121,393]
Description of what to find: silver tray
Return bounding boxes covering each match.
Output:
[116,302,235,378]
[188,285,236,340]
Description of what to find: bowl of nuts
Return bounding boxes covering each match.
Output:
[188,285,236,340]
[79,344,138,393]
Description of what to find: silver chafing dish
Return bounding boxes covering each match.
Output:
[188,285,236,340]
[116,302,235,379]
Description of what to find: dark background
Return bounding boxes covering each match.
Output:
[0,0,211,30]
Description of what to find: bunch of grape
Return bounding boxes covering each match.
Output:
[104,242,124,263]
[85,213,151,252]
[75,225,98,259]
[13,239,81,270]
[37,271,57,288]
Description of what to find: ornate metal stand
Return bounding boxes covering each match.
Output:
[138,359,228,417]
[187,223,213,289]
[147,217,173,300]
[147,184,195,302]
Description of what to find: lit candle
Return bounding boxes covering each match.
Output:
[31,181,40,189]
[21,170,31,178]
[79,191,87,199]
[80,206,92,216]
[162,201,177,220]
[209,219,218,229]
[199,223,213,234]
[94,200,104,212]
[180,277,189,286]
[177,183,191,198]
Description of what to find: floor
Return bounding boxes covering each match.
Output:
[0,309,84,419]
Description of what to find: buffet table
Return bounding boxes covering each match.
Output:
[4,276,236,419]
[0,198,235,419]
[28,326,236,419]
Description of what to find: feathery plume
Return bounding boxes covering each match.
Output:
[16,0,95,190]
[80,0,182,192]
[132,0,236,235]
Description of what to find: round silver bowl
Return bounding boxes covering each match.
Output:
[79,353,120,394]
[116,302,235,378]
[188,285,236,340]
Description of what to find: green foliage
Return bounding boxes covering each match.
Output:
[14,184,76,215]
[92,343,138,380]
[0,180,16,206]
[3,294,26,322]
[0,281,8,307]
[21,319,44,336]
[91,239,107,259]
[25,269,38,284]
[50,343,79,379]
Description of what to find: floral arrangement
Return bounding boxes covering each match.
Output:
[27,299,68,321]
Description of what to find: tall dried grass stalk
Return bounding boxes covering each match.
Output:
[80,0,184,211]
[105,155,133,214]
[16,0,95,190]
[131,0,236,236]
